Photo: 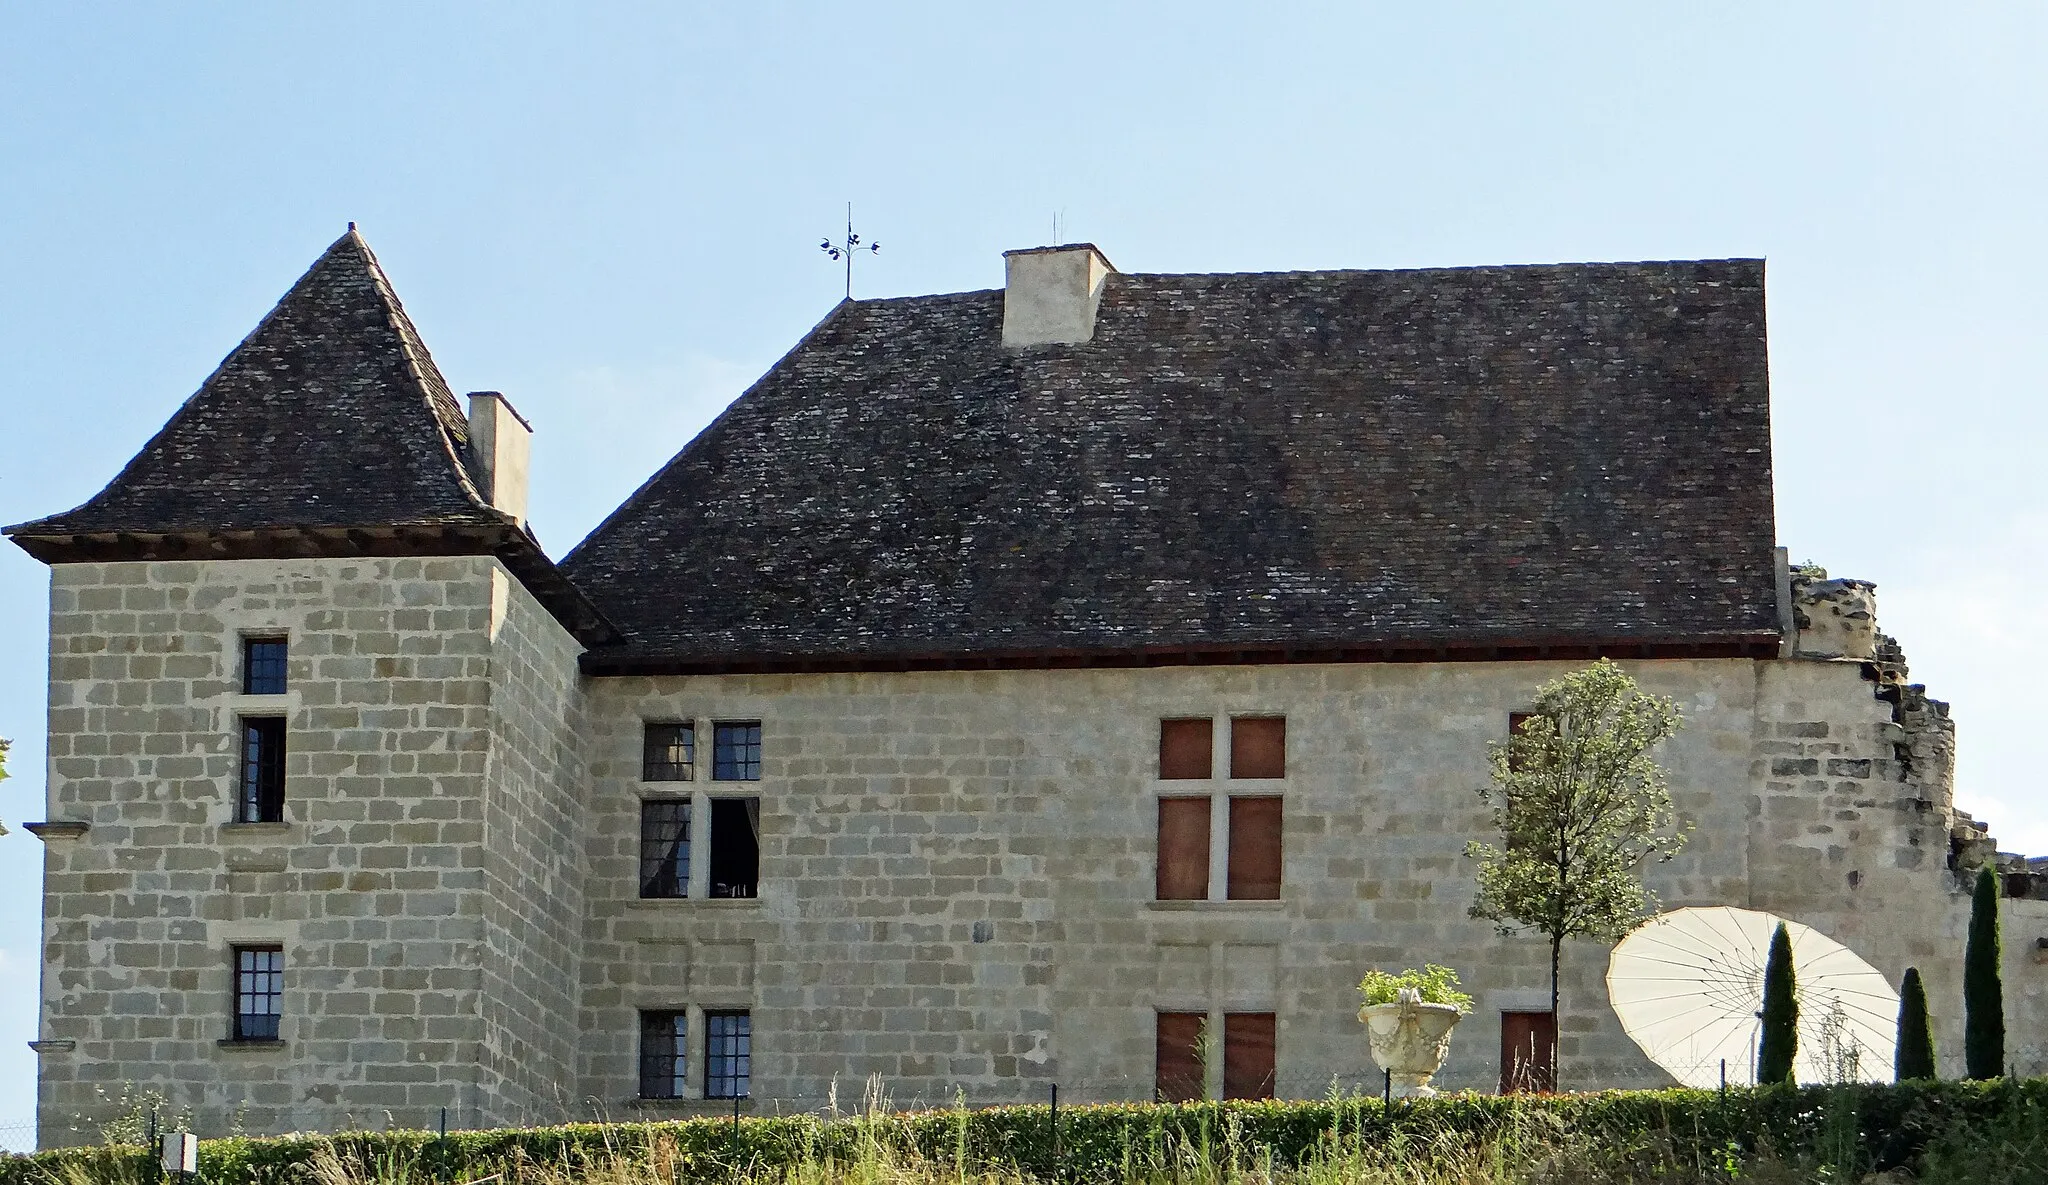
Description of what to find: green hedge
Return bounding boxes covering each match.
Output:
[5,1079,2046,1185]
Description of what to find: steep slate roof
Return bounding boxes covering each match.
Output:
[10,228,497,537]
[566,259,1783,674]
[6,229,615,645]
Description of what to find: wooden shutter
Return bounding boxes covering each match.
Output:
[1507,712,1537,773]
[1155,1012,1206,1102]
[1222,1012,1276,1100]
[1159,718,1213,780]
[1226,796,1282,900]
[1229,717,1285,779]
[1499,1011,1557,1093]
[1156,798,1212,901]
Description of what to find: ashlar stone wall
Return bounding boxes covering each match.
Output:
[475,569,588,1124]
[575,658,1778,1108]
[39,556,2048,1143]
[576,643,2048,1107]
[33,556,582,1144]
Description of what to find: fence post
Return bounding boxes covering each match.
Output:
[1382,1069,1391,1112]
[1050,1083,1060,1181]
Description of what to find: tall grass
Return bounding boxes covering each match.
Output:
[288,1089,1819,1185]
[34,1080,2048,1185]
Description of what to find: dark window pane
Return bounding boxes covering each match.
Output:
[642,722,695,782]
[1159,718,1212,780]
[233,946,283,1042]
[713,723,761,781]
[1229,717,1286,779]
[238,717,286,823]
[1223,1012,1276,1100]
[1156,798,1211,901]
[1155,1011,1205,1102]
[243,639,287,696]
[639,800,691,898]
[639,1010,687,1099]
[705,1011,751,1098]
[1226,796,1283,901]
[708,797,760,899]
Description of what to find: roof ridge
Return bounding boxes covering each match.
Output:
[342,228,492,514]
[1115,257,1765,281]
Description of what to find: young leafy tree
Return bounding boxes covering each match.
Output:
[1964,865,2006,1079]
[1895,966,1936,1081]
[1467,659,1689,1085]
[1757,921,1798,1085]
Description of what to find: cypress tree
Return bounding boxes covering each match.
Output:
[1894,966,1936,1080]
[1757,921,1798,1085]
[1964,865,2006,1079]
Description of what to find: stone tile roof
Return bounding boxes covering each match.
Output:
[5,229,617,645]
[8,228,498,537]
[565,259,1782,673]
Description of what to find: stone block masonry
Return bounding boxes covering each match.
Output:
[32,556,2048,1142]
[34,557,581,1140]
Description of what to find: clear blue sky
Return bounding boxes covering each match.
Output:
[2,2,2043,1142]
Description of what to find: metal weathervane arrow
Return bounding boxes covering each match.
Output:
[820,202,879,300]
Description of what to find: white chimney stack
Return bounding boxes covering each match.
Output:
[466,391,532,527]
[1002,244,1115,348]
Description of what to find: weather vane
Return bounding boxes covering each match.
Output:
[820,202,878,300]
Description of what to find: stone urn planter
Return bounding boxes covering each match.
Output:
[1359,987,1465,1097]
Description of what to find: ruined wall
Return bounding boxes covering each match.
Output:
[30,557,541,1144]
[1751,568,2048,1079]
[474,569,589,1125]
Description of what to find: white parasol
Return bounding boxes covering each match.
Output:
[1606,906,1899,1087]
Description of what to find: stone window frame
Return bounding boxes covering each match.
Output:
[1152,714,1287,906]
[240,634,289,696]
[227,944,284,1045]
[1153,1007,1277,1101]
[628,1002,753,1102]
[633,789,762,903]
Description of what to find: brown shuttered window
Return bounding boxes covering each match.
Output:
[1155,1011,1206,1102]
[1156,798,1212,901]
[1159,718,1213,780]
[1223,1012,1276,1100]
[1226,796,1282,900]
[1500,1010,1557,1093]
[1507,712,1536,773]
[1229,717,1285,779]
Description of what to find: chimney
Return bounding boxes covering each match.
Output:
[1002,243,1115,348]
[466,391,532,527]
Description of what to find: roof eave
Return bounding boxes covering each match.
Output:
[577,631,1788,677]
[6,520,618,649]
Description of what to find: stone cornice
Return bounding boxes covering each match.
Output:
[8,522,618,649]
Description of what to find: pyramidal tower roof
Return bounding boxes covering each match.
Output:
[7,227,615,645]
[10,227,496,538]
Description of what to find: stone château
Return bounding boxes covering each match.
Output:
[10,229,2044,1144]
